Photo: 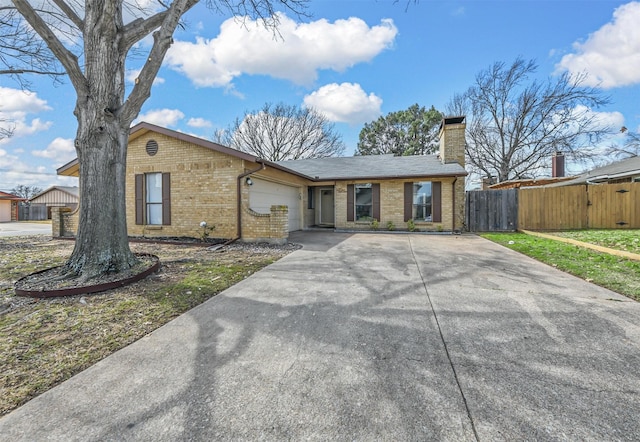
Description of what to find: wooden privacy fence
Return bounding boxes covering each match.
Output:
[466,189,518,231]
[466,182,640,231]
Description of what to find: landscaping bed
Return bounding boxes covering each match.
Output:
[0,236,299,416]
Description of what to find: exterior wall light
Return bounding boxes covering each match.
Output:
[245,177,253,186]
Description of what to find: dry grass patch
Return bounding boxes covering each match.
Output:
[0,236,297,416]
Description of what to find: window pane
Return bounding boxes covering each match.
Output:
[413,182,432,204]
[413,181,432,222]
[355,184,373,221]
[356,204,373,220]
[147,203,162,225]
[355,187,372,205]
[146,173,162,203]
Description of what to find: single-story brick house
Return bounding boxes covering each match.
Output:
[57,117,467,243]
[0,191,24,222]
[547,155,640,187]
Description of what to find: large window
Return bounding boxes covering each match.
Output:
[146,173,163,225]
[355,183,373,221]
[413,181,432,222]
[135,172,170,226]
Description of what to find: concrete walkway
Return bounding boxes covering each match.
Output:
[1,232,639,441]
[0,221,51,237]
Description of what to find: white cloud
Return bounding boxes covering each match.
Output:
[126,68,165,85]
[187,117,213,128]
[12,118,53,137]
[135,108,184,127]
[572,105,625,130]
[0,87,53,143]
[0,87,51,113]
[303,83,382,125]
[165,13,398,87]
[0,135,77,190]
[32,137,76,166]
[556,2,640,88]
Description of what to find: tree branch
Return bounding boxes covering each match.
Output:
[10,0,85,94]
[120,0,199,124]
[50,0,84,32]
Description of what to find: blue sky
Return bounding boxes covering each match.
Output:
[1,0,639,192]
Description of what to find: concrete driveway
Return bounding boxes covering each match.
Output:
[0,221,51,237]
[1,232,639,441]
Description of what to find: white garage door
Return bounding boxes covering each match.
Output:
[250,178,301,231]
[0,201,11,222]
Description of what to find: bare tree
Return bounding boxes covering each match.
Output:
[606,127,639,159]
[11,184,43,199]
[7,0,308,281]
[447,58,611,182]
[224,103,345,161]
[0,7,64,86]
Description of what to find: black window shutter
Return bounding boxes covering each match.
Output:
[135,174,144,225]
[404,182,413,222]
[432,181,442,223]
[347,184,354,222]
[372,183,380,221]
[162,172,171,225]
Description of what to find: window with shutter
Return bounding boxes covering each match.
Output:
[135,172,171,225]
[409,181,442,223]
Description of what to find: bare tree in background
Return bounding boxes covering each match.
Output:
[606,127,640,159]
[11,184,43,199]
[6,0,308,281]
[224,103,345,161]
[447,58,611,183]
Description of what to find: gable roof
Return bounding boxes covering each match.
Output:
[0,191,24,201]
[29,186,79,201]
[276,154,467,181]
[57,122,309,179]
[58,122,260,176]
[550,156,640,186]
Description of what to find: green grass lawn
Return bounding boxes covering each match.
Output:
[481,232,640,302]
[551,229,640,255]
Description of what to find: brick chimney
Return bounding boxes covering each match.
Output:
[439,116,466,166]
[552,152,565,178]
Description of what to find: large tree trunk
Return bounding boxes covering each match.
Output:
[65,120,137,280]
[64,1,137,280]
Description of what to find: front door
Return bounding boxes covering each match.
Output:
[320,189,334,225]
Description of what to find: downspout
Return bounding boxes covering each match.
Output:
[452,177,457,232]
[237,161,266,240]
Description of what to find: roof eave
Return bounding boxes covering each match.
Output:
[311,171,468,181]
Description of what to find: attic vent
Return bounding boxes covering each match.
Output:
[145,139,159,156]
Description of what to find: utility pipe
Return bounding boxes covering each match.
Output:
[236,161,266,239]
[452,177,457,232]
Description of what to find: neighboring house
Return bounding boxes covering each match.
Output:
[0,191,24,222]
[57,117,467,242]
[549,156,640,187]
[28,186,79,220]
